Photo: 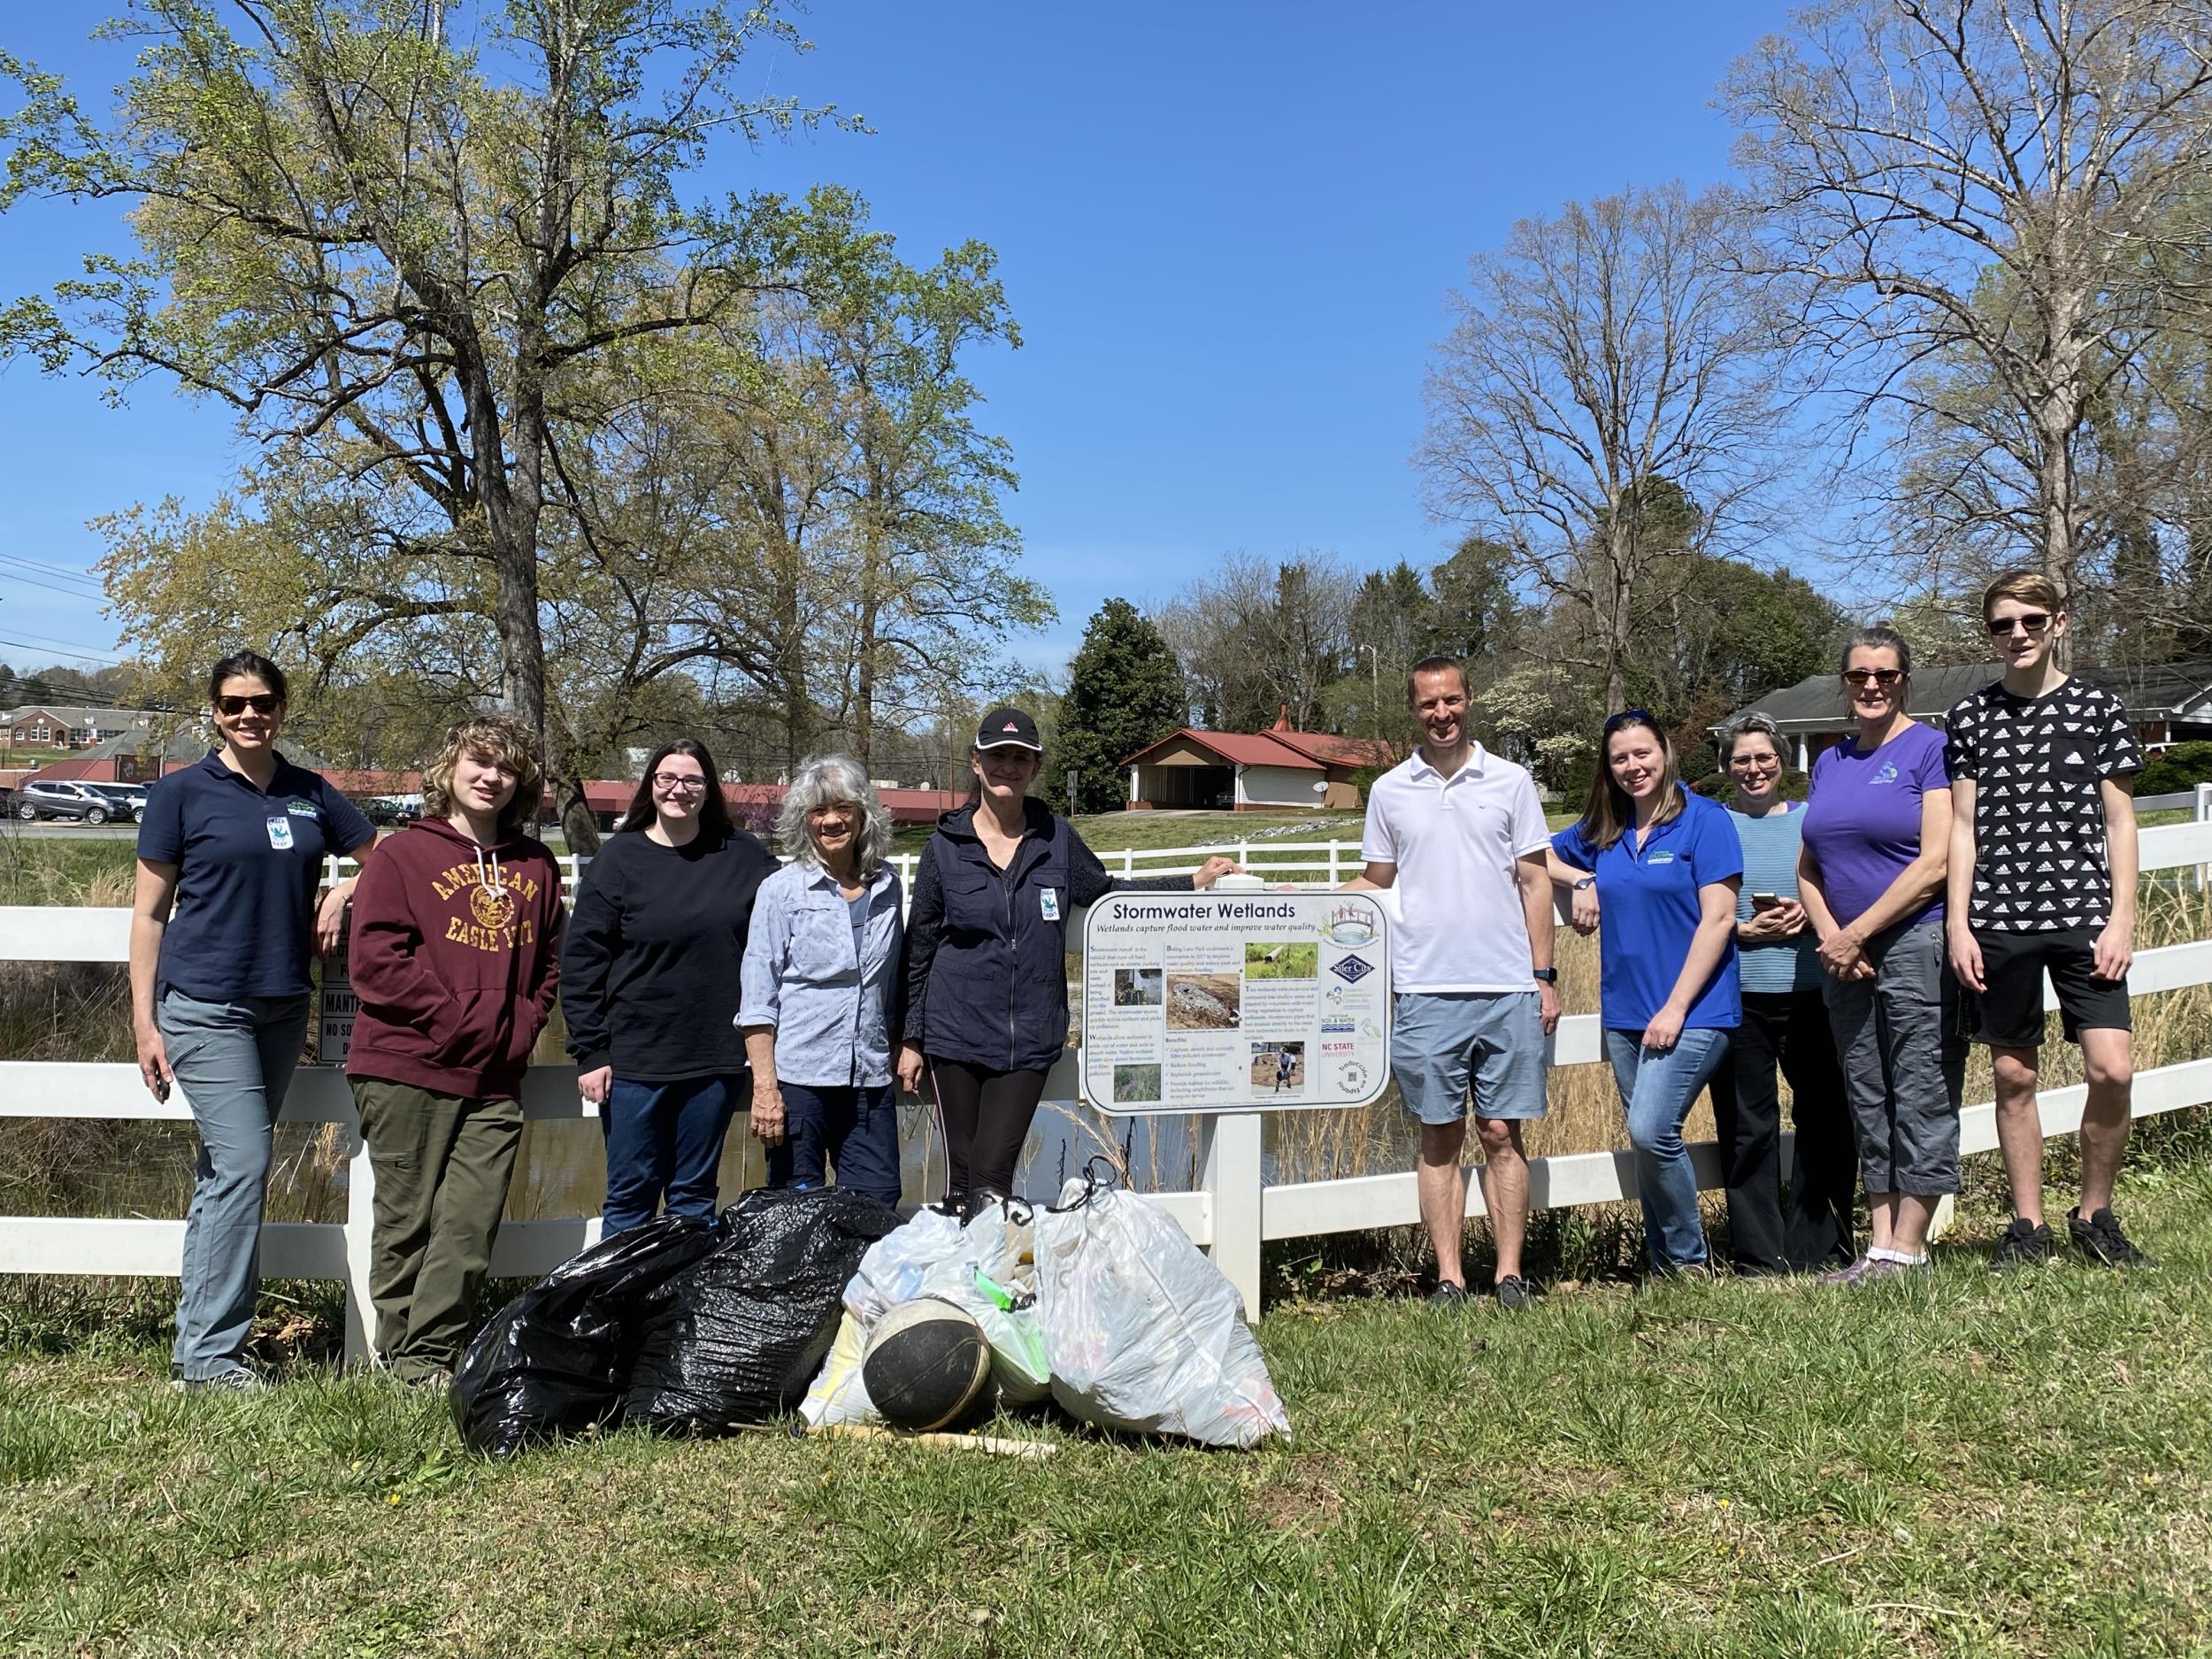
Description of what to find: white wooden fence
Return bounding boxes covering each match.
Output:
[9,818,2212,1348]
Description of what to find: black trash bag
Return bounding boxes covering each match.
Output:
[449,1212,723,1457]
[623,1187,901,1435]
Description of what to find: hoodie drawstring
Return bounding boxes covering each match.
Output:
[476,843,505,898]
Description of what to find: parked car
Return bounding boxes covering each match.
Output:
[361,795,422,826]
[11,780,120,823]
[81,782,149,822]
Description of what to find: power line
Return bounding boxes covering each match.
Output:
[0,568,107,603]
[0,553,104,593]
[0,634,130,668]
[0,549,106,582]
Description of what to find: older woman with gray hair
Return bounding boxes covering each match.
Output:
[737,754,906,1206]
[1708,710,1856,1275]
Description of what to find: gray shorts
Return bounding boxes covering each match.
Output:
[1391,991,1548,1125]
[1822,920,1965,1196]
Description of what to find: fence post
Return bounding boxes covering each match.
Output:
[1199,1111,1263,1319]
[1122,848,1134,877]
[1326,841,1340,887]
[2185,783,2203,889]
[341,1107,376,1366]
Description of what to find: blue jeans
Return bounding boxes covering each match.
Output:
[766,1081,903,1207]
[158,989,311,1379]
[1604,1026,1732,1272]
[600,1074,741,1236]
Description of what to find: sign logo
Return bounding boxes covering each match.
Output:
[1330,954,1375,985]
[1323,902,1379,947]
[1336,1060,1371,1094]
[1320,1018,1356,1034]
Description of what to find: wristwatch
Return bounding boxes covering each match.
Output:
[1531,967,1558,984]
[1572,876,1596,891]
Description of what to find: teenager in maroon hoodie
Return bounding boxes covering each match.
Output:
[345,715,565,1384]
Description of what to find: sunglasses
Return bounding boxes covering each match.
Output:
[1986,612,2052,637]
[650,772,709,793]
[1841,668,1903,687]
[1602,708,1655,734]
[215,695,282,716]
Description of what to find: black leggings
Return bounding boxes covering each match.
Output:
[928,1058,1048,1202]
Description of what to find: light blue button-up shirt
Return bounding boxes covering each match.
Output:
[737,858,905,1087]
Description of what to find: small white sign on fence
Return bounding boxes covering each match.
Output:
[1081,890,1392,1113]
[318,909,356,1065]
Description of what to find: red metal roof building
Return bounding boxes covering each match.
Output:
[1121,709,1397,811]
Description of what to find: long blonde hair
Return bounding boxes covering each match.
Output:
[422,714,543,841]
[1577,713,1683,852]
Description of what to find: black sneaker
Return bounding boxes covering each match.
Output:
[1426,1281,1470,1309]
[1990,1217,2055,1272]
[1494,1275,1537,1311]
[2068,1207,2153,1268]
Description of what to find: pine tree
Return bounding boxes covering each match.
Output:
[1051,600,1188,815]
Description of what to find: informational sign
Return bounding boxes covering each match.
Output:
[1081,891,1391,1114]
[319,905,357,1064]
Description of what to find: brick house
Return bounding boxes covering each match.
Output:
[0,705,156,752]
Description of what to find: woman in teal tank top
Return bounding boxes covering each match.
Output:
[1709,713,1855,1273]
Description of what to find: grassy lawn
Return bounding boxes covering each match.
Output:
[5,1161,2209,1657]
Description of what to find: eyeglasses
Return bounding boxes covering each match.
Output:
[651,772,709,793]
[1986,612,2052,637]
[214,695,281,716]
[1602,708,1655,734]
[1729,753,1782,768]
[1841,668,1903,687]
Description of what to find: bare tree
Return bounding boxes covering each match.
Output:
[1156,553,1357,733]
[1418,183,1797,712]
[1724,0,2212,595]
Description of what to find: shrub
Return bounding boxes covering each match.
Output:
[2137,741,2212,799]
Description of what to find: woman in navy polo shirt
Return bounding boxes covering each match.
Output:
[1549,711,1742,1273]
[130,651,377,1389]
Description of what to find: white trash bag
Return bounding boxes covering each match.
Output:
[807,1202,1053,1422]
[1033,1173,1290,1448]
[842,1204,965,1326]
[917,1204,1050,1404]
[798,1310,876,1428]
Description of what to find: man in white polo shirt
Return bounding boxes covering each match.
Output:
[1349,656,1558,1310]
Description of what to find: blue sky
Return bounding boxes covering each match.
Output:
[0,1,1795,677]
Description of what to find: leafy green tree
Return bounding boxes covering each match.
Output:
[1338,562,1428,738]
[1050,600,1187,815]
[1634,554,1849,712]
[1423,537,1521,670]
[0,0,855,842]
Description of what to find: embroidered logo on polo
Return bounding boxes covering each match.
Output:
[1947,680,2139,933]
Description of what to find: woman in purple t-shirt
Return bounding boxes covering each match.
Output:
[1798,626,1965,1285]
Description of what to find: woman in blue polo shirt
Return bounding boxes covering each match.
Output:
[1549,711,1742,1273]
[130,651,376,1390]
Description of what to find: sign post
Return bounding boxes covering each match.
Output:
[1081,890,1390,1317]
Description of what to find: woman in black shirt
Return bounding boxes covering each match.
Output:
[561,738,776,1234]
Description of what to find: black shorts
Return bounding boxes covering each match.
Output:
[1970,926,2131,1049]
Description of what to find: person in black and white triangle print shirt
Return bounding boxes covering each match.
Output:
[1945,570,2150,1271]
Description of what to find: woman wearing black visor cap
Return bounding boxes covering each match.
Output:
[896,706,1239,1213]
